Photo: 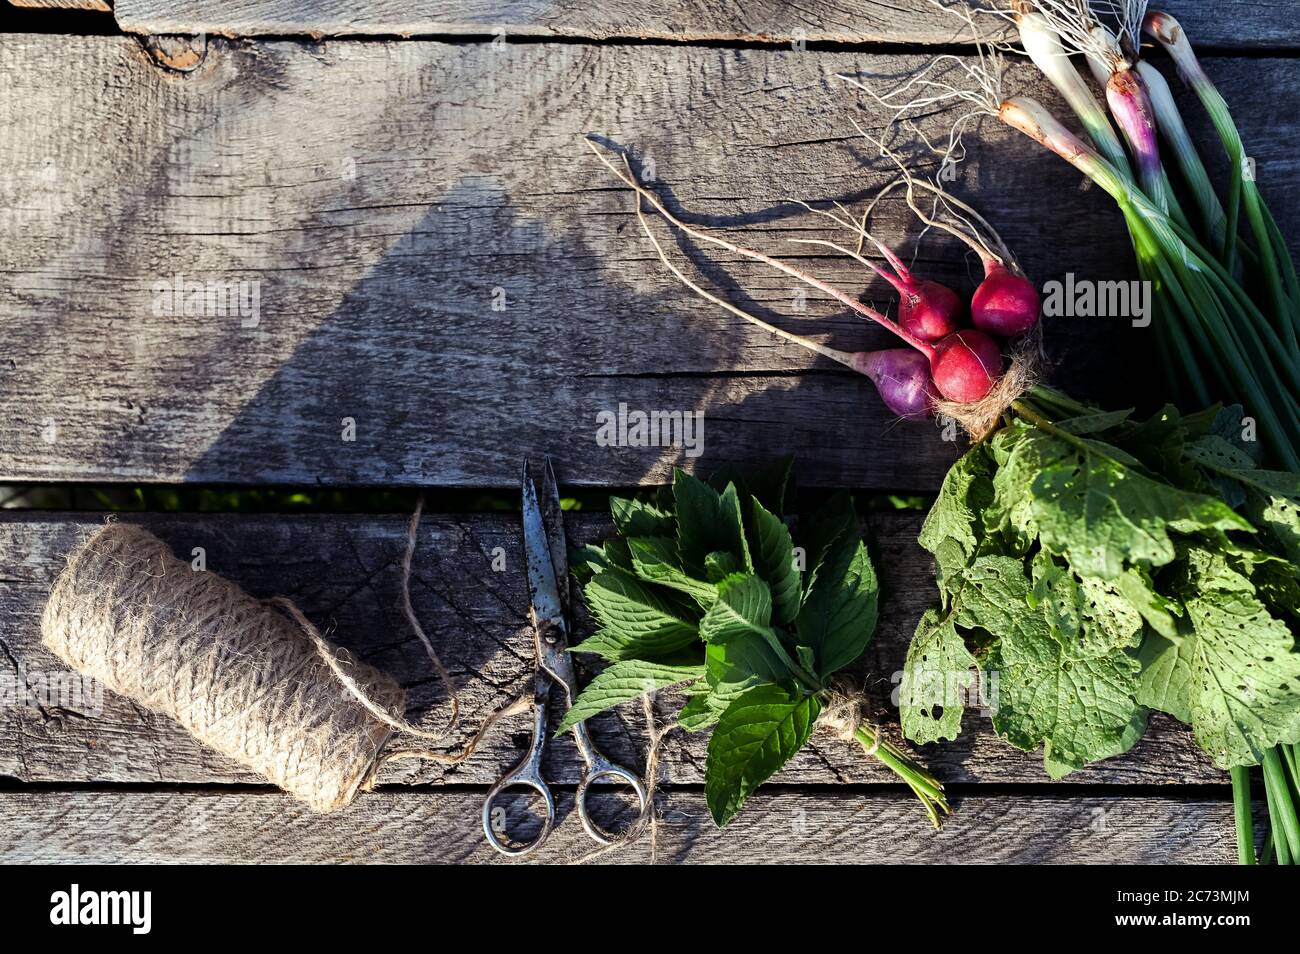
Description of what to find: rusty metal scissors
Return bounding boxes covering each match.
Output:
[481,457,649,856]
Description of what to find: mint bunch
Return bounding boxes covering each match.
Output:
[565,458,946,826]
[902,393,1300,781]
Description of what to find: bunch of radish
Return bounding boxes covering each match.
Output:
[854,235,1040,419]
[586,138,1041,425]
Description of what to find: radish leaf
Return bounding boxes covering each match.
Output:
[900,609,976,744]
[1147,549,1300,768]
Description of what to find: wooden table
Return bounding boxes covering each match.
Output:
[2,0,1296,863]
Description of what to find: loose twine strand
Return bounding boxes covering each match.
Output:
[267,495,531,775]
[569,692,669,865]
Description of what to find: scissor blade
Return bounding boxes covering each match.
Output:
[541,457,570,617]
[522,459,565,632]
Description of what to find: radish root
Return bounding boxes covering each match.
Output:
[587,136,1041,438]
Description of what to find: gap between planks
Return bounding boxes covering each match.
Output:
[106,0,1300,51]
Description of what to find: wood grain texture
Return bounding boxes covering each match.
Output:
[0,789,1238,863]
[110,0,1300,49]
[0,511,1220,788]
[4,36,1298,488]
[10,0,110,10]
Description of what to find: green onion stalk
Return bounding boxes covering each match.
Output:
[1134,60,1227,255]
[997,89,1300,865]
[1144,11,1300,362]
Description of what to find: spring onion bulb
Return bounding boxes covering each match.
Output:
[1135,59,1227,252]
[1014,12,1132,179]
[1104,68,1173,215]
[1145,8,1298,330]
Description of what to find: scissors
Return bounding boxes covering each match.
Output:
[481,457,649,856]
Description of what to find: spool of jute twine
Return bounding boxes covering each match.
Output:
[40,504,528,814]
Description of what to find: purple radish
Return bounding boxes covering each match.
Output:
[971,260,1040,337]
[852,349,937,420]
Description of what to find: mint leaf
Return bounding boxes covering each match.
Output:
[795,520,879,681]
[797,492,856,596]
[556,660,705,735]
[570,539,634,581]
[610,496,675,539]
[577,569,698,660]
[749,497,801,625]
[627,536,717,610]
[569,543,611,582]
[699,574,807,686]
[705,684,820,826]
[674,470,752,575]
[699,573,773,644]
[900,609,977,744]
[700,639,773,715]
[674,469,726,575]
[704,550,741,582]
[718,483,754,572]
[678,691,720,732]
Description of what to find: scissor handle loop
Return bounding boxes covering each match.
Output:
[482,767,556,857]
[574,758,650,846]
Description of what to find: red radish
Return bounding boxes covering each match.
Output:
[971,261,1040,337]
[859,234,962,343]
[930,330,1004,403]
[851,349,937,420]
[900,280,963,342]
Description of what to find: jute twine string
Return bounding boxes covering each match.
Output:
[816,685,882,756]
[39,503,531,813]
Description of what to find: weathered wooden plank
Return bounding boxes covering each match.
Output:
[0,511,1220,788]
[4,35,1298,488]
[0,789,1238,863]
[10,0,111,11]
[110,0,1300,50]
